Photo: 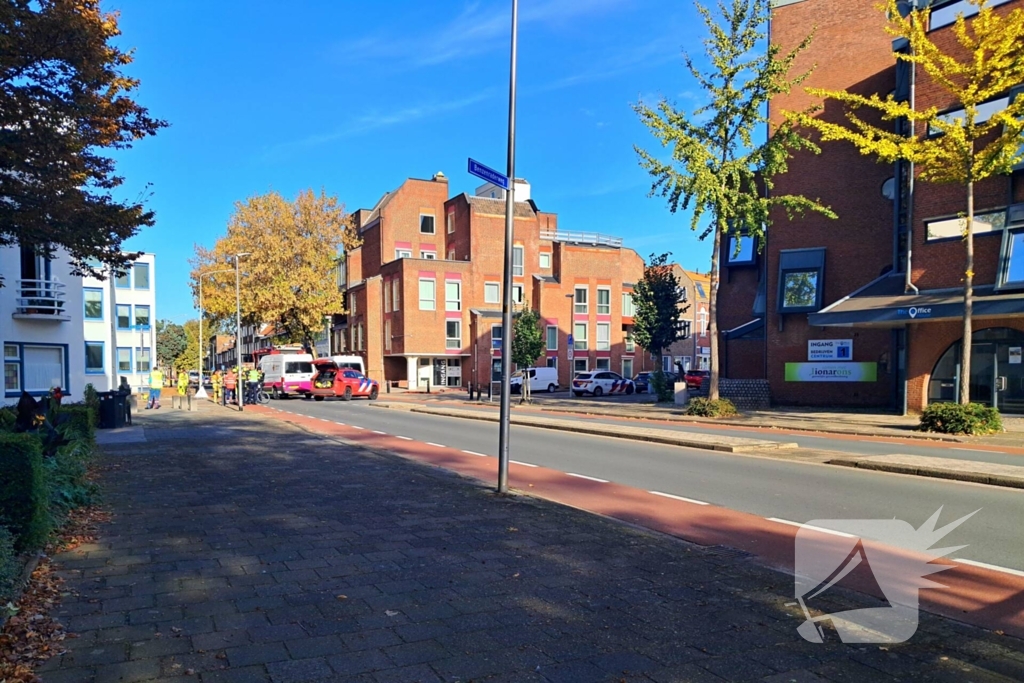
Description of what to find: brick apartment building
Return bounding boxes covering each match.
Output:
[339,173,653,390]
[664,267,711,373]
[718,0,1024,413]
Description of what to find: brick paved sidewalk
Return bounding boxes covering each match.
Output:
[40,408,1024,682]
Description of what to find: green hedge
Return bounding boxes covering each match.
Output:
[0,433,50,551]
[919,402,1003,435]
[0,525,17,601]
[686,397,739,418]
[57,404,96,443]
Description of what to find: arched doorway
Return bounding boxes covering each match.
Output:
[928,328,1024,413]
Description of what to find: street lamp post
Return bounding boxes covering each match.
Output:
[195,269,233,398]
[496,0,519,495]
[231,253,251,411]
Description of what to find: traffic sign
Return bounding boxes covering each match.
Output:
[567,334,574,362]
[468,158,510,191]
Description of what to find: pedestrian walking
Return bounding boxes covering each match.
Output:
[148,366,164,409]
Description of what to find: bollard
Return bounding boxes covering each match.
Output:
[386,381,390,394]
[426,378,430,394]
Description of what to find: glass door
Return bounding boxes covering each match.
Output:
[998,341,1024,413]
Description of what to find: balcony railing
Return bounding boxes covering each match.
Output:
[540,230,623,248]
[12,279,70,321]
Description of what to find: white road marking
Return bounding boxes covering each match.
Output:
[649,491,709,506]
[372,430,387,435]
[952,447,995,453]
[396,436,413,441]
[954,558,1024,577]
[566,473,608,483]
[511,460,538,468]
[767,518,855,539]
[351,426,364,430]
[335,422,345,426]
[462,450,488,457]
[426,442,446,448]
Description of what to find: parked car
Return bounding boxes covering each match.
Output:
[310,360,379,401]
[632,371,678,394]
[187,371,212,388]
[259,353,315,399]
[511,367,559,394]
[684,369,710,391]
[572,371,635,397]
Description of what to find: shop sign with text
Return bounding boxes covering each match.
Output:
[785,362,877,382]
[808,339,852,361]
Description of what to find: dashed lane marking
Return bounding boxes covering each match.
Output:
[351,426,365,430]
[396,436,413,441]
[462,450,488,457]
[649,491,709,506]
[566,473,609,483]
[767,517,855,539]
[372,431,387,435]
[511,460,538,468]
[426,442,446,448]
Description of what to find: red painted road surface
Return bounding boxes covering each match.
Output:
[252,405,1024,639]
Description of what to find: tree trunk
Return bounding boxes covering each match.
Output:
[959,180,974,405]
[708,221,723,401]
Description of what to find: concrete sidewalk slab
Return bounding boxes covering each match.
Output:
[41,407,1024,682]
[377,402,800,453]
[830,453,1024,489]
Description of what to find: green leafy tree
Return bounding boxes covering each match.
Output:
[155,320,186,369]
[631,254,685,400]
[173,320,200,375]
[0,0,166,282]
[634,0,834,400]
[787,0,1024,404]
[511,306,545,404]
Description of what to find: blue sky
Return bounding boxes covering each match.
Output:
[109,0,712,323]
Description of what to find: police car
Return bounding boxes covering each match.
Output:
[571,371,635,397]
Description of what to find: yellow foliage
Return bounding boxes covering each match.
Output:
[190,189,359,346]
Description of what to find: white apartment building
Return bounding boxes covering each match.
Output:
[82,254,157,392]
[1,246,86,406]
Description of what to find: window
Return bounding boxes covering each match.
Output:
[392,279,400,311]
[420,214,435,234]
[777,248,825,313]
[925,210,1005,241]
[448,249,456,260]
[625,332,635,353]
[384,281,391,313]
[596,323,610,351]
[574,323,588,350]
[929,96,1009,137]
[117,348,132,373]
[4,345,20,393]
[997,228,1024,290]
[491,324,503,350]
[574,286,588,314]
[574,358,588,374]
[24,346,65,393]
[930,0,1012,31]
[116,304,131,330]
[662,355,675,373]
[358,324,365,351]
[512,284,523,304]
[446,320,462,349]
[1009,86,1024,171]
[396,249,413,259]
[445,281,461,311]
[491,359,502,382]
[136,347,151,373]
[134,262,150,290]
[597,288,611,315]
[546,357,557,369]
[596,358,610,371]
[385,319,392,350]
[419,279,435,310]
[84,288,103,320]
[447,213,454,234]
[695,283,707,299]
[698,309,709,335]
[115,270,130,288]
[421,251,437,260]
[85,341,104,374]
[484,282,500,304]
[546,325,558,350]
[539,252,551,269]
[134,305,150,329]
[513,246,524,276]
[725,235,756,266]
[622,358,634,379]
[622,292,636,317]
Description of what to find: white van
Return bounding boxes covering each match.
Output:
[259,353,315,398]
[510,366,559,393]
[328,355,365,375]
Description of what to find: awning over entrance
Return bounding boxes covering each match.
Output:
[808,274,1024,327]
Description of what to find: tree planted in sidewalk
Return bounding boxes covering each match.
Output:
[511,306,545,404]
[787,0,1024,405]
[631,254,685,400]
[634,0,834,401]
[191,189,360,354]
[0,0,166,283]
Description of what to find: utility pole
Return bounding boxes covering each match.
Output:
[196,269,233,399]
[496,0,519,495]
[232,253,250,411]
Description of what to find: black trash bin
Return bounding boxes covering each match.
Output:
[98,391,127,429]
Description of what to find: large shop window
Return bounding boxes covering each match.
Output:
[777,248,825,314]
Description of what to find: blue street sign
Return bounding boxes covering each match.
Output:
[468,158,510,191]
[567,334,574,347]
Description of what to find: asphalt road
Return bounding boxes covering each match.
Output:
[267,397,1024,574]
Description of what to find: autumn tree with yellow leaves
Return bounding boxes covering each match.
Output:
[191,189,359,354]
[788,0,1024,404]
